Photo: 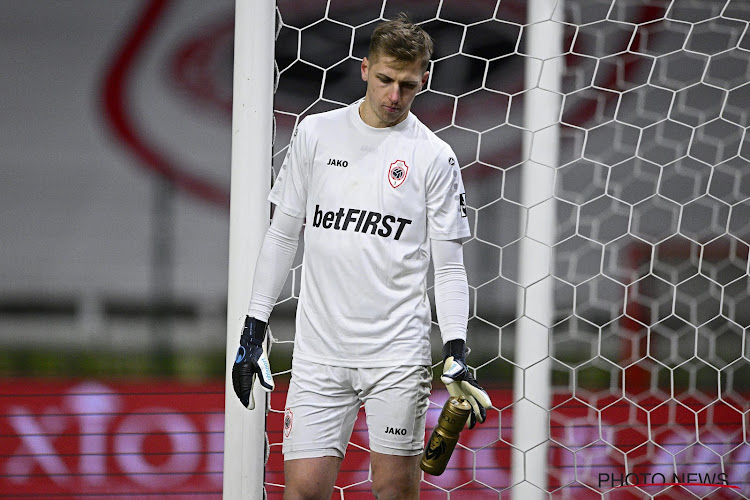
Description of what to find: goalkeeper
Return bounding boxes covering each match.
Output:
[232,13,491,499]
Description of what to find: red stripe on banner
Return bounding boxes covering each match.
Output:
[0,379,224,497]
[1,379,748,497]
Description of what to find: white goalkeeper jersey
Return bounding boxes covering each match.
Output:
[269,100,470,367]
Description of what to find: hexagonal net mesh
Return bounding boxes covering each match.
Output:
[262,0,750,497]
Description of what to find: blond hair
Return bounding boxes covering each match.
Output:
[368,13,434,70]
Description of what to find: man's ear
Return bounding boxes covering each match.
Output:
[361,57,369,82]
[421,70,430,87]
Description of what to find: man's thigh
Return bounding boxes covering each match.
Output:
[283,359,361,460]
[361,365,432,456]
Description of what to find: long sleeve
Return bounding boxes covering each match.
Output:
[431,238,469,344]
[247,208,304,321]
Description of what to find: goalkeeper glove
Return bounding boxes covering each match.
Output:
[232,316,274,410]
[440,339,492,429]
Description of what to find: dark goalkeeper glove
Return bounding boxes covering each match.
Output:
[440,339,492,429]
[232,316,274,410]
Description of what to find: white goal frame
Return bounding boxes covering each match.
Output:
[224,0,275,498]
[226,0,750,498]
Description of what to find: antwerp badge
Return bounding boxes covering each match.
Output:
[284,408,293,437]
[388,160,409,188]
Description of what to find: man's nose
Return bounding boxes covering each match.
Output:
[388,85,399,103]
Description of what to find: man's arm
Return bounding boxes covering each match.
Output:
[233,208,303,410]
[432,238,469,344]
[432,238,492,428]
[247,208,304,320]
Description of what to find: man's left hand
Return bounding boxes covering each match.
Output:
[440,339,492,429]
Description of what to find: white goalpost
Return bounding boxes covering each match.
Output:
[511,0,563,497]
[224,0,275,497]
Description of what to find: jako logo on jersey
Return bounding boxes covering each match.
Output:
[385,426,407,435]
[312,205,412,240]
[388,160,409,188]
[327,158,348,167]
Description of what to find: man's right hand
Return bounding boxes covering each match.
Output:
[232,316,274,410]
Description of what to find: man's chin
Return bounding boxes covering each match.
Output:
[381,110,406,126]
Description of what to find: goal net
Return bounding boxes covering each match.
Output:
[228,0,750,497]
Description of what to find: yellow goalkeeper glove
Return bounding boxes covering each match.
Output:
[440,339,492,429]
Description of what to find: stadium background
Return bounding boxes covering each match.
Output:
[2,0,749,498]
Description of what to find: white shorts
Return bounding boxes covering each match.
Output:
[282,358,432,460]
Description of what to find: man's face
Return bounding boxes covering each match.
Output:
[360,54,429,128]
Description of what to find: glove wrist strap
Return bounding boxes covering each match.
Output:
[443,339,466,362]
[241,316,267,347]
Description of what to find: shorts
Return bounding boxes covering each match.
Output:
[282,358,432,460]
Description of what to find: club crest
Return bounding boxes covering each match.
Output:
[284,408,293,437]
[388,160,409,188]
